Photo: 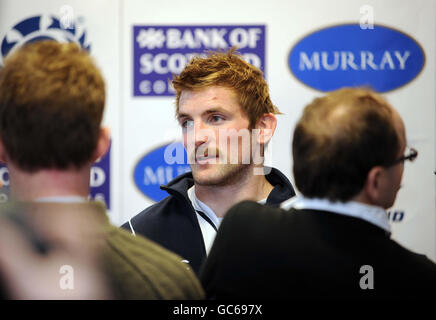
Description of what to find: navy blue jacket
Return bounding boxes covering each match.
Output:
[122,167,295,274]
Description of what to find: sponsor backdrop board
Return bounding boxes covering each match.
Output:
[0,0,435,262]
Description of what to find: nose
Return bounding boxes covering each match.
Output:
[193,120,209,148]
[183,119,209,152]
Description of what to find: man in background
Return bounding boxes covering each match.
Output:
[123,48,295,274]
[201,88,436,299]
[0,41,204,299]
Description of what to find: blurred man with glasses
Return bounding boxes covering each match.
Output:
[201,88,436,300]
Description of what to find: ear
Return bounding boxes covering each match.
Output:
[363,166,384,204]
[254,113,277,145]
[0,138,8,165]
[91,127,110,163]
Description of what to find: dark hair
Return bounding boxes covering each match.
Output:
[0,41,105,172]
[292,88,400,201]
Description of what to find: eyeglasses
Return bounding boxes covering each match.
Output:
[386,147,418,167]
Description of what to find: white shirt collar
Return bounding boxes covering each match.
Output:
[187,186,222,256]
[34,196,88,203]
[281,196,391,233]
[187,186,222,229]
[187,186,272,255]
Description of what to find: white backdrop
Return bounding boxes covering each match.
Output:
[0,0,435,262]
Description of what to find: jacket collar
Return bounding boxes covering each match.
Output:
[264,167,296,206]
[160,167,295,206]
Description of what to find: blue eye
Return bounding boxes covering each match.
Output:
[182,119,194,128]
[210,115,224,123]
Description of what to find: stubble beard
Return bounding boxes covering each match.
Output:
[189,128,258,187]
[191,162,253,187]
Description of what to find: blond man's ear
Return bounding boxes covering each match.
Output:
[254,113,277,145]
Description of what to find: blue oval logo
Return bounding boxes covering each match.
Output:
[134,142,191,202]
[288,24,425,92]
